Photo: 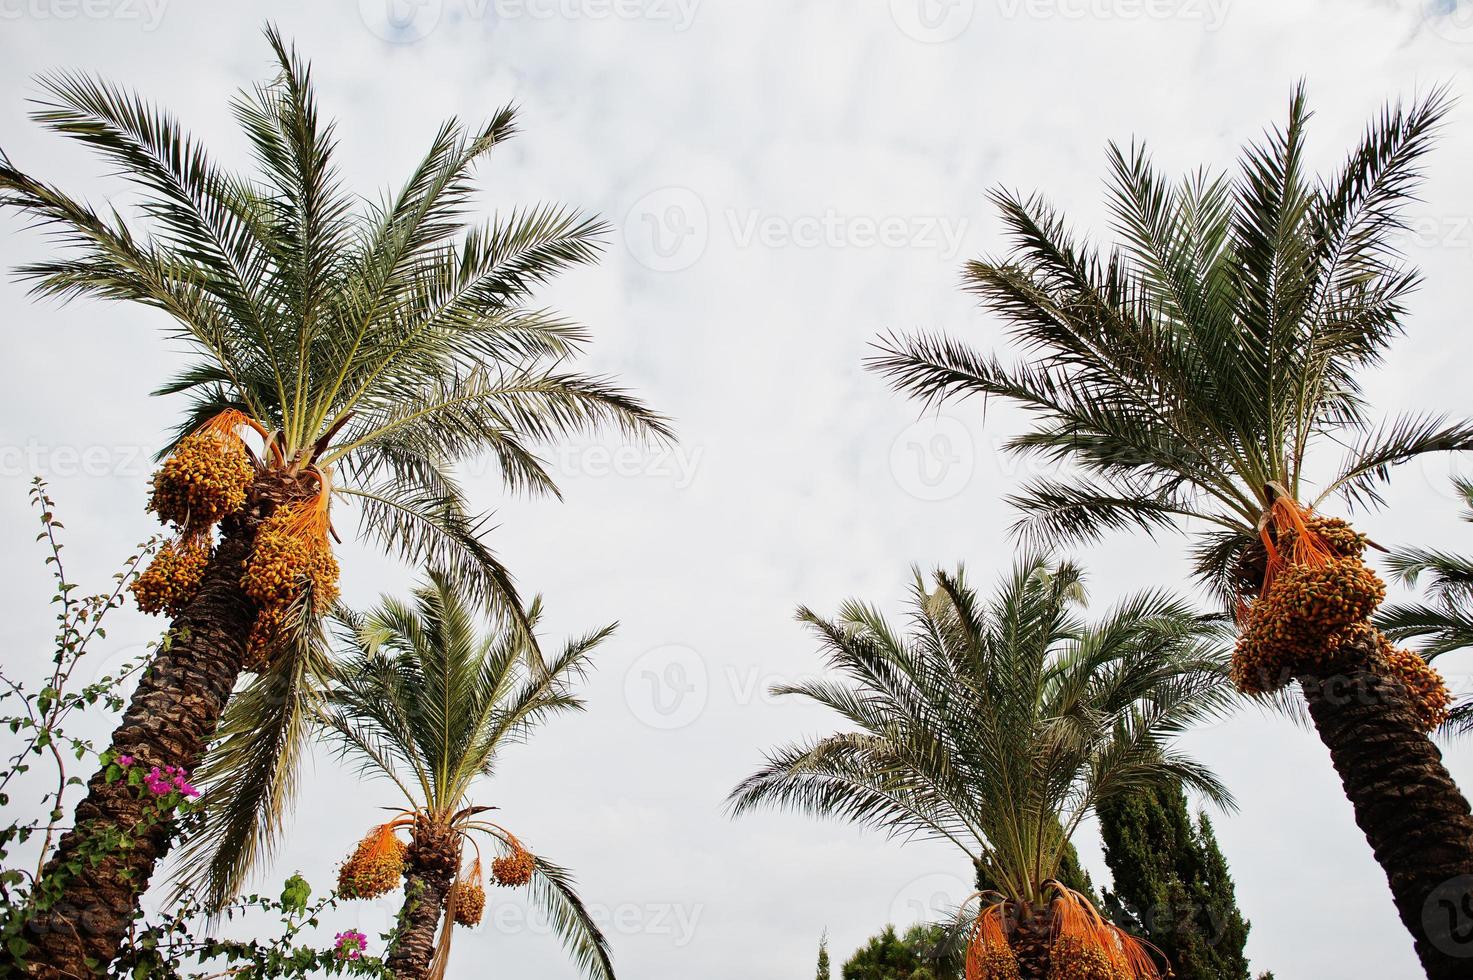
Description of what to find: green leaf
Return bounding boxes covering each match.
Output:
[280,873,310,915]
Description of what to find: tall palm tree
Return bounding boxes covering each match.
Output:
[1377,477,1473,733]
[322,575,615,980]
[867,85,1473,978]
[0,28,666,976]
[729,558,1233,979]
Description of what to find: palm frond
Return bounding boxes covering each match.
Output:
[526,855,616,980]
[171,597,335,909]
[731,561,1229,904]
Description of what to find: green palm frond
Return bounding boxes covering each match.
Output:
[525,855,616,980]
[0,21,670,619]
[0,25,668,909]
[730,557,1231,906]
[322,573,609,814]
[312,577,614,975]
[1377,478,1473,666]
[867,84,1464,599]
[170,594,336,909]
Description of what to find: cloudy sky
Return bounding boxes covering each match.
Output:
[3,0,1473,977]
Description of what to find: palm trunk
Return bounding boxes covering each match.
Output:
[1010,903,1051,979]
[20,485,283,979]
[387,822,460,980]
[1300,647,1473,980]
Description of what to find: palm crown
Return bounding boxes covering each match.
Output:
[869,85,1472,602]
[320,574,616,980]
[728,558,1233,907]
[0,24,668,916]
[0,26,669,618]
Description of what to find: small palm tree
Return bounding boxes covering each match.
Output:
[0,28,665,976]
[1377,477,1473,733]
[868,85,1473,978]
[729,558,1232,979]
[322,575,615,980]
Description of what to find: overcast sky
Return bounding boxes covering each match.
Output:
[3,1,1473,977]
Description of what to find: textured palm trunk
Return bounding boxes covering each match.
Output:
[1010,904,1052,980]
[20,486,281,979]
[1300,639,1473,980]
[387,822,460,980]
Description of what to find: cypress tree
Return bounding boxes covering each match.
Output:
[818,929,831,980]
[1099,783,1252,980]
[841,924,960,980]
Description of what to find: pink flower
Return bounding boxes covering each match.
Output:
[143,765,199,799]
[144,767,171,795]
[116,755,134,768]
[334,929,368,961]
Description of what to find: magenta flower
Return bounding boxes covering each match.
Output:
[116,755,134,768]
[334,929,368,960]
[143,767,171,795]
[143,765,200,799]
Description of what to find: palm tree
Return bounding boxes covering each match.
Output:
[322,575,615,980]
[867,85,1473,978]
[0,28,666,976]
[1377,477,1473,733]
[729,558,1233,979]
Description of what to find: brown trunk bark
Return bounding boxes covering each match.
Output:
[386,821,460,980]
[1301,646,1473,980]
[19,484,284,979]
[1009,903,1052,979]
